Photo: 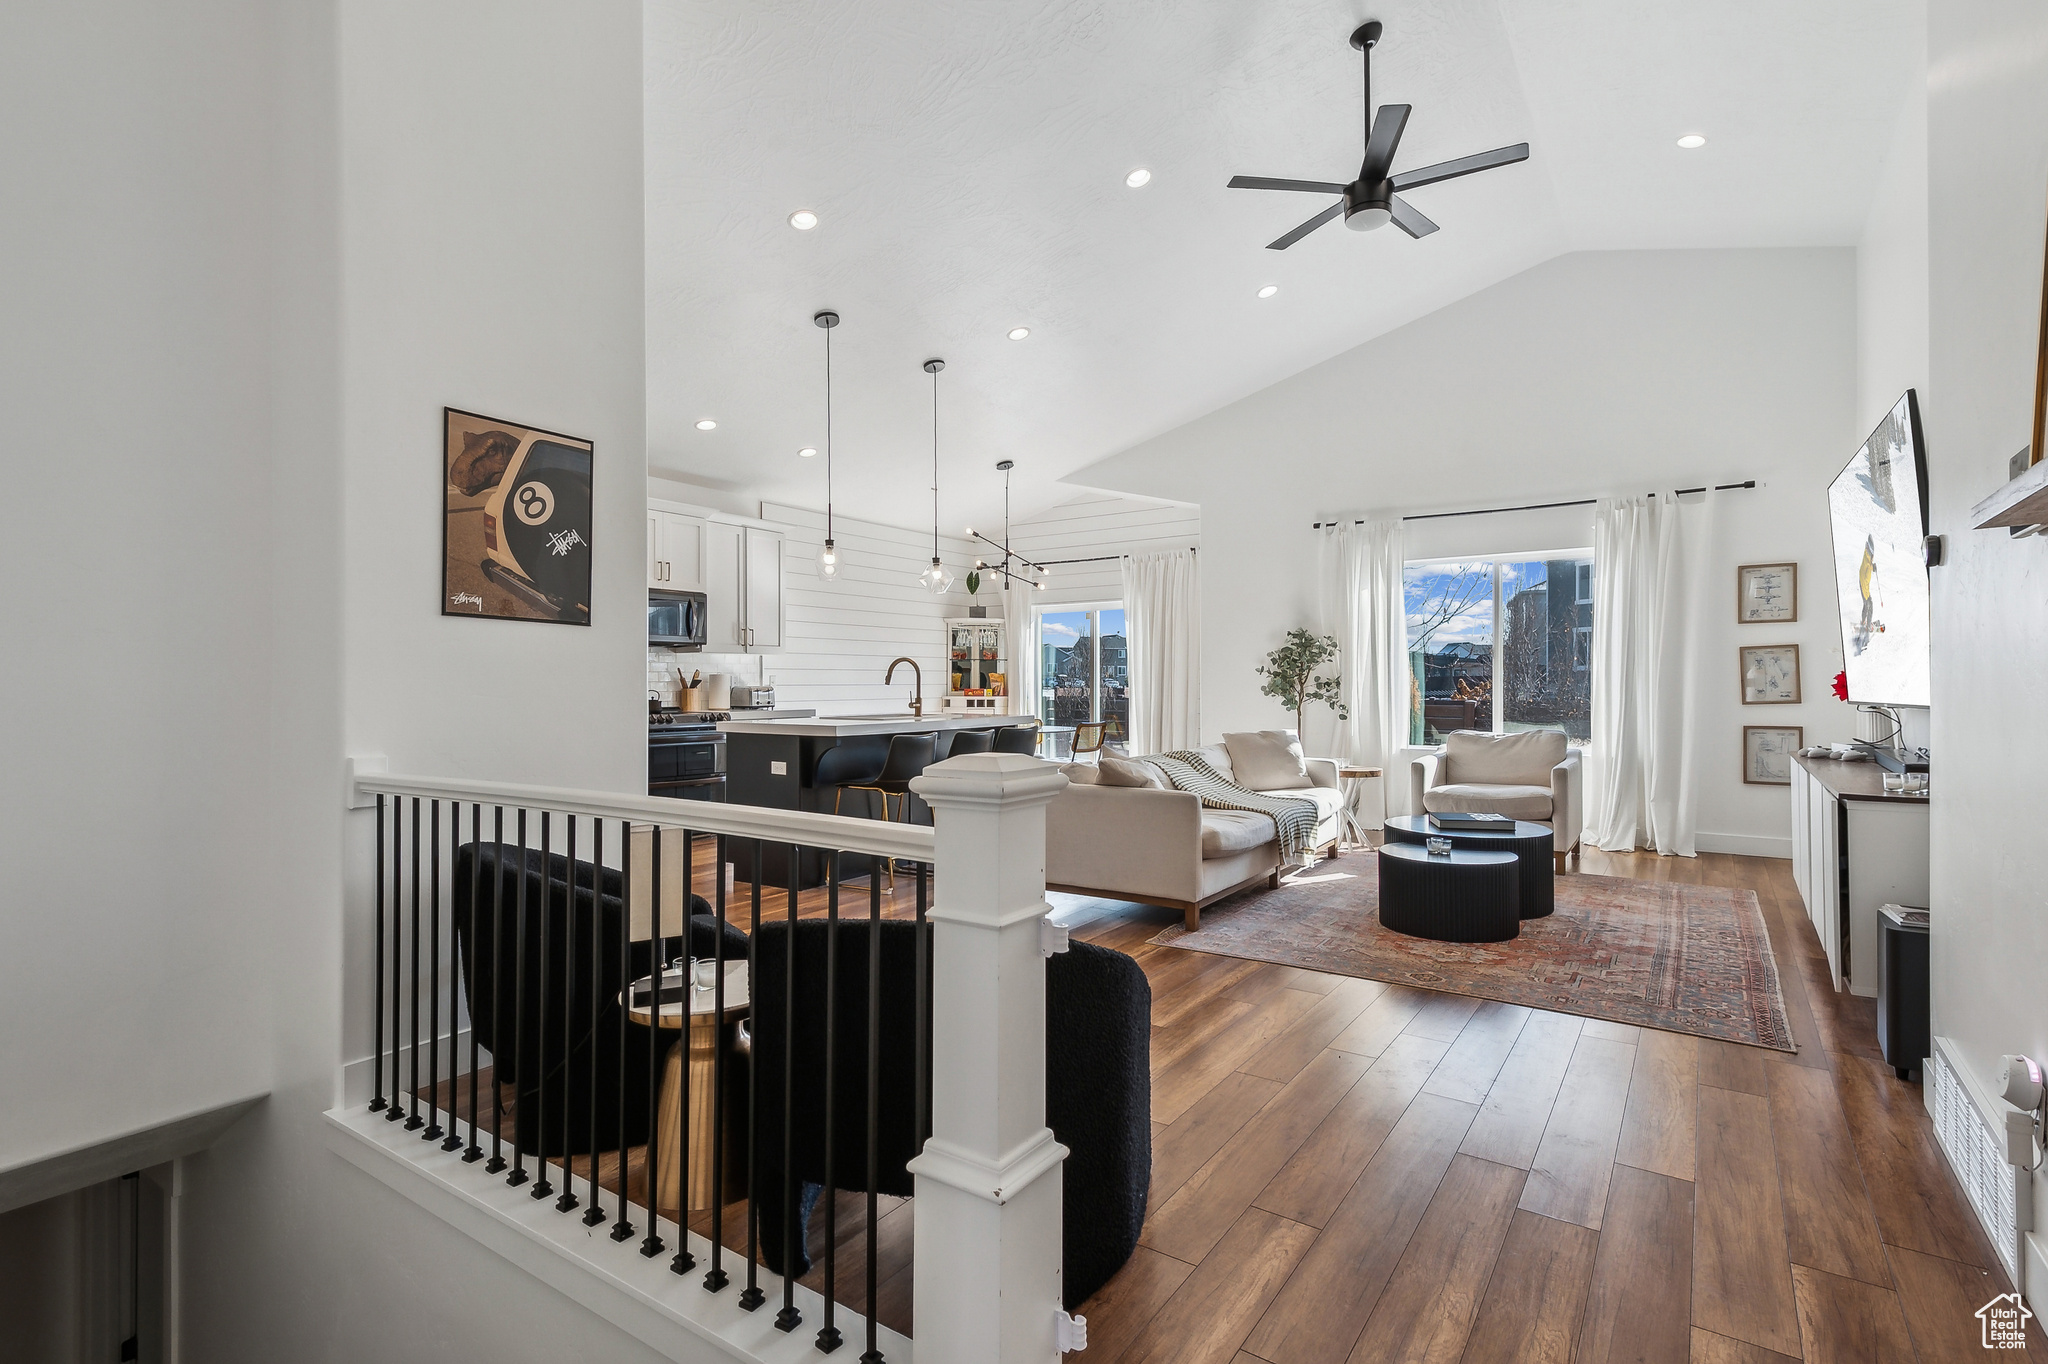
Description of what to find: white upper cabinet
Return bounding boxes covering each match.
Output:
[742,526,784,650]
[704,519,742,648]
[647,510,706,590]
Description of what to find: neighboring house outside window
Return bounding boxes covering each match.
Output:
[1404,554,1595,743]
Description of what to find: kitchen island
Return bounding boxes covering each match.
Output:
[719,712,1031,888]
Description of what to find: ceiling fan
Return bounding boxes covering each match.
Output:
[1228,20,1529,250]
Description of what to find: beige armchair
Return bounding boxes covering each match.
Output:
[1410,729,1583,873]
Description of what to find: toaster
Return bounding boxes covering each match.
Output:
[730,684,776,709]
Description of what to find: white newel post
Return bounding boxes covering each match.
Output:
[907,753,1072,1364]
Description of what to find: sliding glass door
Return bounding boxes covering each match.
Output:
[1037,605,1127,739]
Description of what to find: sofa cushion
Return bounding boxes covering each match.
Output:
[1200,810,1274,858]
[1424,783,1553,821]
[1444,729,1566,786]
[1098,755,1167,788]
[1061,762,1102,785]
[1222,731,1311,790]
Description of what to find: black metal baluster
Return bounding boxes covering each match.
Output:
[386,798,404,1124]
[371,794,387,1113]
[641,825,666,1258]
[738,841,765,1311]
[703,833,730,1291]
[611,818,635,1242]
[486,806,507,1174]
[507,809,530,1187]
[533,811,554,1200]
[406,798,424,1131]
[861,864,884,1364]
[816,854,842,1353]
[584,816,607,1224]
[441,804,464,1151]
[464,803,484,1162]
[774,845,802,1333]
[673,826,697,1274]
[556,814,580,1212]
[915,862,930,1149]
[425,800,444,1143]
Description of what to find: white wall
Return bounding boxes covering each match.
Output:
[1008,491,1202,609]
[1066,248,1862,855]
[1858,27,1931,438]
[0,0,274,1187]
[1922,0,2048,1269]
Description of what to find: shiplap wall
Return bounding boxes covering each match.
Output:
[1004,490,1202,607]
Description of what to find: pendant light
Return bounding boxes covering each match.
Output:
[916,357,955,595]
[814,310,840,583]
[967,459,1049,590]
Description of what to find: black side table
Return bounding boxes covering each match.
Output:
[1382,815,1554,920]
[1377,844,1520,943]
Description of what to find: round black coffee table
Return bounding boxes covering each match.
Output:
[1382,815,1554,920]
[1377,844,1521,943]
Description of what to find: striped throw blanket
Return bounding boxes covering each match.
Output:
[1150,751,1322,865]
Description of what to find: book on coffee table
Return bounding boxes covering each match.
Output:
[1428,811,1513,832]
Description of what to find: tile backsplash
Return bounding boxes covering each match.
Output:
[646,650,766,707]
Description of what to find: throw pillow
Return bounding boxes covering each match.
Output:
[1060,762,1102,786]
[1096,755,1166,788]
[1222,731,1311,790]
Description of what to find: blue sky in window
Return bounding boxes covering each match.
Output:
[1040,612,1088,646]
[1403,561,1552,650]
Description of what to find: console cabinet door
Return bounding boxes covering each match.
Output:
[742,526,784,650]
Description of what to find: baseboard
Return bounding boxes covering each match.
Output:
[1694,831,1792,859]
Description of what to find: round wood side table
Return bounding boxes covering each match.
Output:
[626,957,748,1212]
[1335,765,1383,849]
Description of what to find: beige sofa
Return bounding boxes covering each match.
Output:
[1408,729,1584,872]
[1045,740,1347,931]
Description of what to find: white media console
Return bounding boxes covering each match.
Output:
[1788,754,1930,998]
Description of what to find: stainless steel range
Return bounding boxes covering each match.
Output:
[648,708,727,801]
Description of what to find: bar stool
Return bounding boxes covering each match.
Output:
[993,726,1040,756]
[814,740,888,816]
[840,733,937,889]
[946,729,995,757]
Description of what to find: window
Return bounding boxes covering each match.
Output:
[1405,554,1593,744]
[1037,605,1127,741]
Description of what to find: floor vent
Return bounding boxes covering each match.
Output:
[1928,1035,2031,1287]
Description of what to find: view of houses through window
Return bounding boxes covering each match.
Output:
[1404,555,1594,744]
[1039,605,1128,741]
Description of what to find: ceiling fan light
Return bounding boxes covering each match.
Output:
[1345,204,1392,232]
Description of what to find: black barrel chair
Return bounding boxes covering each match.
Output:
[749,920,1150,1308]
[453,841,747,1157]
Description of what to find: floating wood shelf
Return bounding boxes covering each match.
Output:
[1971,457,2048,528]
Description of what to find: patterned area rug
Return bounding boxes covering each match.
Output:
[1149,860,1795,1051]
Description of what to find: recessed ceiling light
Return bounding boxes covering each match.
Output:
[1257,284,1279,298]
[798,447,818,458]
[1125,168,1152,188]
[1008,327,1031,341]
[788,209,819,230]
[695,419,717,431]
[1676,134,1706,149]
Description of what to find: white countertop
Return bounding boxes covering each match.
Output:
[717,712,1027,737]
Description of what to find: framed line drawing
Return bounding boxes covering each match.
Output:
[1737,562,1797,623]
[1740,644,1802,704]
[1743,725,1803,785]
[443,408,593,625]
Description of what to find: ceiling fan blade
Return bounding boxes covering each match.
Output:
[1360,104,1411,182]
[1389,142,1529,192]
[1389,195,1438,239]
[1228,175,1350,194]
[1266,200,1345,250]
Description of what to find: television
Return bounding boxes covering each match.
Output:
[1826,389,1931,707]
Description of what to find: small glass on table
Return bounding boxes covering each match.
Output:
[1425,836,1454,856]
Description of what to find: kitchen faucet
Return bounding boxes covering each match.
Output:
[885,657,924,717]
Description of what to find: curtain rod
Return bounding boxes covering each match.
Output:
[1029,546,1199,567]
[1311,481,1756,528]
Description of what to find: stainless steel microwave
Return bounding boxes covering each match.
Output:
[648,590,707,649]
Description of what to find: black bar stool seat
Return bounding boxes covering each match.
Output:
[814,740,888,816]
[946,729,996,757]
[993,725,1040,755]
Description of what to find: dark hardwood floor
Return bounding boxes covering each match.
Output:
[418,837,2038,1361]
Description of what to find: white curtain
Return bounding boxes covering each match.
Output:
[1320,520,1409,815]
[1007,578,1041,734]
[1121,549,1201,753]
[1586,491,1716,855]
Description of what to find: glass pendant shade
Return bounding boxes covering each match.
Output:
[818,538,840,582]
[918,556,954,595]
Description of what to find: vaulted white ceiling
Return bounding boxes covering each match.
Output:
[645,0,1920,529]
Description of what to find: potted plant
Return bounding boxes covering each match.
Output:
[1256,628,1349,737]
[965,569,986,617]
